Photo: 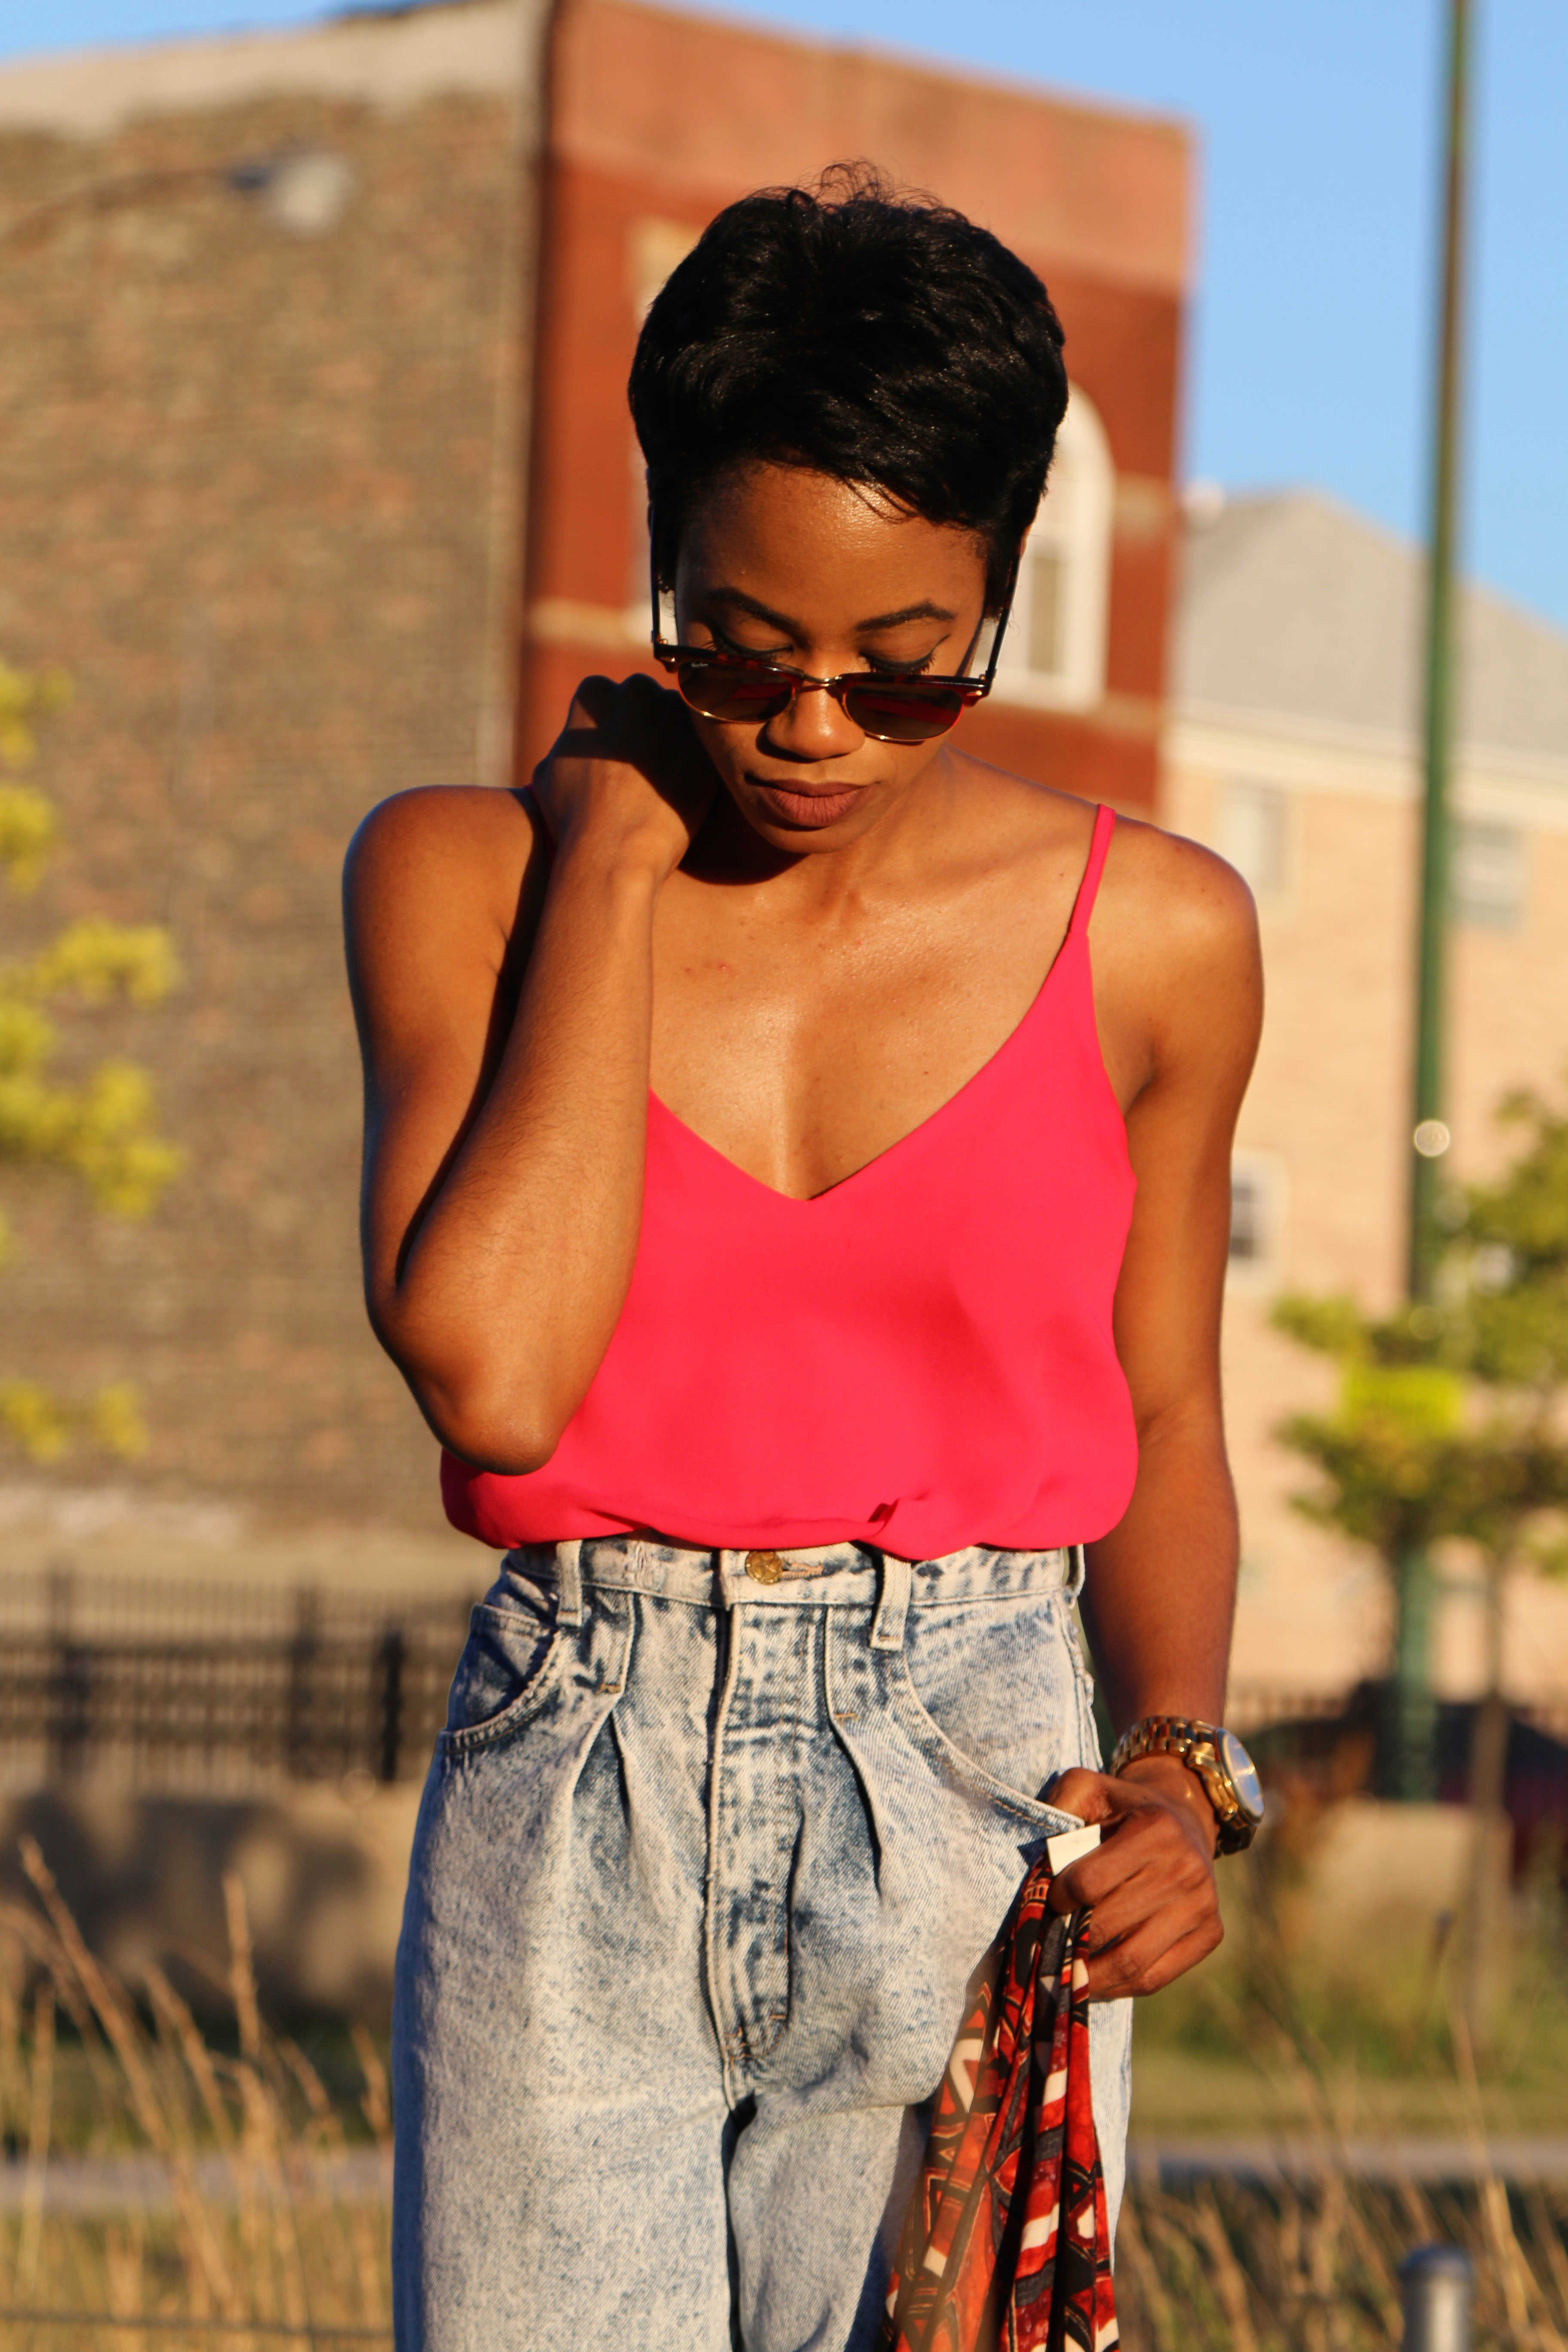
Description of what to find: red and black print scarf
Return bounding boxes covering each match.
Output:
[878,1859,1118,2352]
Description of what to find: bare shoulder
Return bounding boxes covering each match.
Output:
[1090,813,1262,1102]
[344,786,545,969]
[343,787,551,1088]
[347,785,539,915]
[1097,812,1259,971]
[952,763,1243,954]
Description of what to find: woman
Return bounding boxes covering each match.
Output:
[346,171,1263,2351]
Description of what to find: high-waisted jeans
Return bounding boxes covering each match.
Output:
[392,1537,1133,2352]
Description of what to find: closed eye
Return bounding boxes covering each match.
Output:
[705,625,943,679]
[705,624,792,664]
[864,648,940,679]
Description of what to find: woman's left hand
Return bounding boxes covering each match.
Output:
[1043,1758,1223,2000]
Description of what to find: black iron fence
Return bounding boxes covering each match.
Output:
[0,1568,476,1794]
[6,1579,1568,1816]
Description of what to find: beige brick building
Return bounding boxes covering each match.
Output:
[1165,489,1568,1707]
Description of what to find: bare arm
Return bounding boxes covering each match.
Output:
[1080,837,1259,1736]
[1049,825,1263,1994]
[344,677,714,1471]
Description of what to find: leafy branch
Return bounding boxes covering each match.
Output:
[0,658,184,1460]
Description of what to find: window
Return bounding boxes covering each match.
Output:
[625,220,701,619]
[1453,819,1525,931]
[628,437,654,616]
[629,217,698,319]
[993,383,1114,712]
[1025,547,1063,674]
[1228,1154,1286,1286]
[1217,781,1291,902]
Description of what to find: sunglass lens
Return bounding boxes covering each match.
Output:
[672,661,973,742]
[842,681,970,743]
[674,661,792,724]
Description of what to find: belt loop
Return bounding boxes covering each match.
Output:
[555,1539,585,1629]
[870,1554,912,1652]
[1068,1544,1087,1599]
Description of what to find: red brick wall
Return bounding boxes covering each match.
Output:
[518,0,1191,809]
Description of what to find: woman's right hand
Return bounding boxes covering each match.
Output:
[531,673,718,880]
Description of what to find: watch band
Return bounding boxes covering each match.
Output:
[1110,1713,1261,1855]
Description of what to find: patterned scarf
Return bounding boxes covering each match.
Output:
[877,1858,1118,2352]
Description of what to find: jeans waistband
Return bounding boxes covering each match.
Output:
[502,1537,1083,1637]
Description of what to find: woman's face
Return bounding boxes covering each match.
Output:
[672,463,992,851]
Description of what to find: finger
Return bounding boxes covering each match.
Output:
[1046,1767,1110,1822]
[567,671,625,718]
[1040,1771,1124,1914]
[1080,1886,1223,1988]
[1082,1916,1224,2003]
[1046,1835,1133,1915]
[1066,1808,1215,1907]
[1075,1864,1215,1960]
[1045,1813,1191,1917]
[1079,1913,1211,2003]
[557,672,680,754]
[1046,1766,1182,1839]
[1055,1802,1219,1926]
[608,680,714,781]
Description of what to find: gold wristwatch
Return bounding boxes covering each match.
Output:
[1110,1715,1265,1855]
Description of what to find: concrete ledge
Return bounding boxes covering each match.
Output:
[1132,2135,1568,2185]
[0,1782,422,2025]
[0,2147,390,2214]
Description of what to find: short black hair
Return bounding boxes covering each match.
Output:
[629,164,1069,611]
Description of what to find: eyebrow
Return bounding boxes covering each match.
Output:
[703,587,959,634]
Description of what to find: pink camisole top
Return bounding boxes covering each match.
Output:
[442,803,1137,1562]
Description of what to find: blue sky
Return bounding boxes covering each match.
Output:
[3,0,1565,629]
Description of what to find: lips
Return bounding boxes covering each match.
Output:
[748,778,865,830]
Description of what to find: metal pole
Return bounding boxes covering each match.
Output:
[1391,1542,1438,1803]
[1400,2245,1473,2352]
[1409,0,1470,1299]
[1394,0,1472,1803]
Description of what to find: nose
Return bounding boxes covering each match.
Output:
[759,676,864,761]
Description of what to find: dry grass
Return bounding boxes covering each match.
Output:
[1118,2168,1568,2351]
[1118,1957,1568,2350]
[0,1835,1565,2348]
[0,1837,390,2349]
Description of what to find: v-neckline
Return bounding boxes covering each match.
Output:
[649,899,1087,1209]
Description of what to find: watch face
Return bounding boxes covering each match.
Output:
[1220,1729,1265,1824]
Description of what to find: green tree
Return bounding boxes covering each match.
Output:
[1273,1084,1568,2048]
[0,658,183,1461]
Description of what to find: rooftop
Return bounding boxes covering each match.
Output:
[1175,488,1568,766]
[0,0,534,135]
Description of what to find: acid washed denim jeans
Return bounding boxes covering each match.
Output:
[392,1537,1133,2352]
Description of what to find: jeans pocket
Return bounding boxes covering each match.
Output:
[892,1595,1083,1830]
[439,1573,563,1757]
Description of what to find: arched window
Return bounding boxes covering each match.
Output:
[622,219,704,627]
[993,383,1114,713]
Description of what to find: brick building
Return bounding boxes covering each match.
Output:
[0,0,1192,1566]
[1165,488,1568,1707]
[519,0,1189,800]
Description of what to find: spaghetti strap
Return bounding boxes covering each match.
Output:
[1066,804,1116,938]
